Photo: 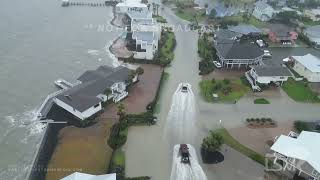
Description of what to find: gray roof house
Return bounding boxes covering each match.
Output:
[252,1,275,21]
[53,65,135,120]
[228,25,262,36]
[304,25,320,49]
[245,65,292,91]
[214,34,264,68]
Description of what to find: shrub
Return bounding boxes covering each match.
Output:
[294,121,311,133]
[108,123,128,149]
[109,149,125,178]
[213,82,222,91]
[125,177,151,180]
[201,130,224,153]
[254,98,270,104]
[222,86,232,95]
[240,76,250,87]
[126,112,156,126]
[223,79,230,85]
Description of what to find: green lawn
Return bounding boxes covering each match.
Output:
[223,15,267,28]
[282,78,320,103]
[174,8,206,22]
[159,30,176,65]
[199,79,250,103]
[215,128,266,165]
[254,98,270,104]
[303,19,320,26]
[112,149,125,167]
[153,15,167,23]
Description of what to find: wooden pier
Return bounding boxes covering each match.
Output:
[62,0,118,7]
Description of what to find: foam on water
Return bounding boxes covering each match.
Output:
[0,108,45,179]
[87,49,100,56]
[105,32,123,68]
[170,144,207,180]
[164,83,197,146]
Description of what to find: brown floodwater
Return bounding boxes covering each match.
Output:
[45,120,113,180]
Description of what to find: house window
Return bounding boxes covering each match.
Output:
[94,104,99,108]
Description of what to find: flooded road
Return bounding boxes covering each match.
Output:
[125,6,204,180]
[125,5,320,180]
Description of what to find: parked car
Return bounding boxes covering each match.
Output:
[256,39,265,47]
[213,61,222,68]
[263,50,272,58]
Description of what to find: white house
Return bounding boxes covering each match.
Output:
[131,31,158,60]
[245,65,292,91]
[53,65,138,120]
[115,0,149,17]
[271,131,320,180]
[291,54,320,82]
[252,1,275,21]
[61,172,116,180]
[304,8,320,21]
[130,18,161,39]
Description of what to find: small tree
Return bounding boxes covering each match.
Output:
[201,131,224,153]
[117,103,126,129]
[127,70,136,84]
[104,88,112,100]
[208,9,217,19]
[136,67,144,75]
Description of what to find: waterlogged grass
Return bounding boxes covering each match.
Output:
[112,149,125,167]
[159,30,176,65]
[216,128,266,165]
[223,15,267,28]
[282,78,320,103]
[254,98,270,104]
[153,15,167,23]
[199,79,250,103]
[174,8,206,22]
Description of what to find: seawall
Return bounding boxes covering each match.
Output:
[26,123,66,180]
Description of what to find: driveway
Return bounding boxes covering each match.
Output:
[203,145,265,180]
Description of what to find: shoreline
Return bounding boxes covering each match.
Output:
[26,6,127,180]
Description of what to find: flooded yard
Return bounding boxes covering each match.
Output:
[46,64,163,180]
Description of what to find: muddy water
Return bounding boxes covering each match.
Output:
[124,7,206,180]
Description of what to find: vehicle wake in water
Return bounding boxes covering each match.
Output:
[170,144,207,180]
[164,83,197,146]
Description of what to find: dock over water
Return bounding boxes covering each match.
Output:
[62,0,118,7]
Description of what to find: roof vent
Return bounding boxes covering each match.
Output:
[64,95,72,100]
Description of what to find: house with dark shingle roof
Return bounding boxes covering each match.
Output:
[245,65,292,91]
[53,65,137,120]
[214,34,264,68]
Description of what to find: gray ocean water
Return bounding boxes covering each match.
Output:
[0,0,120,179]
